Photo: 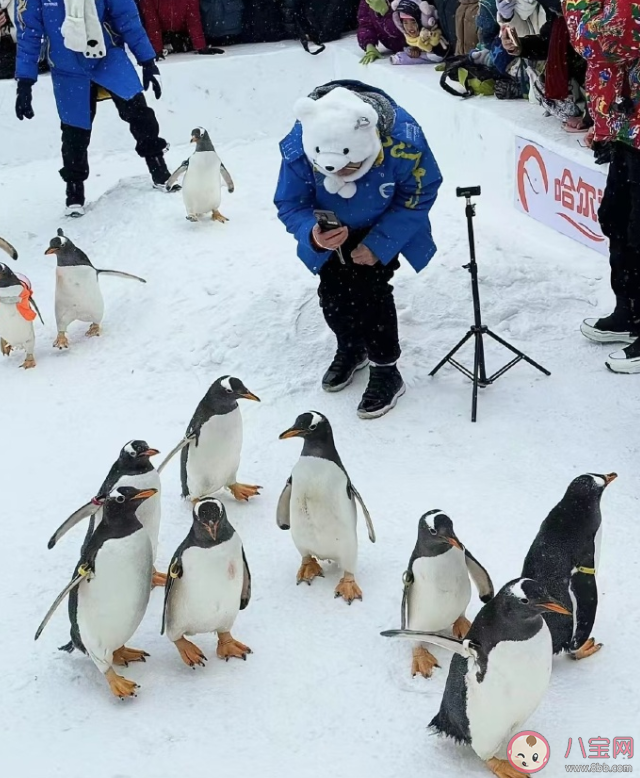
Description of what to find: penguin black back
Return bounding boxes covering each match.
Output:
[522,473,616,653]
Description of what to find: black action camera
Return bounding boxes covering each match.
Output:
[456,186,481,198]
[313,209,342,232]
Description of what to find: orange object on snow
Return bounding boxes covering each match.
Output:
[17,282,36,322]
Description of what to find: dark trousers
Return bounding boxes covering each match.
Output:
[318,229,401,365]
[598,142,640,326]
[59,84,167,183]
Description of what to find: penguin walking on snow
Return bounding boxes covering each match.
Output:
[382,578,571,778]
[278,412,376,604]
[162,497,252,668]
[47,440,165,594]
[401,510,493,678]
[35,486,158,699]
[45,229,146,349]
[0,263,42,369]
[522,472,617,661]
[166,127,235,222]
[159,376,261,503]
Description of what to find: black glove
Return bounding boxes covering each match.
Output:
[155,50,166,61]
[16,78,35,121]
[141,60,162,99]
[197,45,224,55]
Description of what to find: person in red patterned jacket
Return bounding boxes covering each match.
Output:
[564,0,640,372]
[137,0,220,56]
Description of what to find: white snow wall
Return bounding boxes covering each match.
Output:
[0,37,600,209]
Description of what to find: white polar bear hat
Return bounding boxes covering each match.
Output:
[294,87,382,199]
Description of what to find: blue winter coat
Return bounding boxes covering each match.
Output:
[274,91,443,275]
[15,0,155,129]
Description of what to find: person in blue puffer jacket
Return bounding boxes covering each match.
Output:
[14,0,176,216]
[274,80,442,420]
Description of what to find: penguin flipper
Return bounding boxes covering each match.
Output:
[29,294,45,325]
[161,555,184,635]
[220,163,235,193]
[166,161,189,190]
[240,548,251,610]
[0,237,18,260]
[380,629,480,660]
[35,570,88,640]
[95,269,147,283]
[464,549,494,603]
[47,501,100,549]
[276,477,292,530]
[569,552,598,652]
[349,482,376,543]
[158,435,194,474]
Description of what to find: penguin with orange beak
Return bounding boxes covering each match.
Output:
[382,578,571,778]
[522,472,617,661]
[400,510,494,679]
[47,440,165,600]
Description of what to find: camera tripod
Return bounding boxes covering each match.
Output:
[430,186,550,422]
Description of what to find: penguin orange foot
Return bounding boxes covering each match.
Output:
[113,646,149,666]
[487,757,529,778]
[105,668,139,699]
[175,637,207,668]
[412,645,440,678]
[85,323,100,338]
[228,482,261,501]
[452,615,472,639]
[53,332,69,349]
[1,338,11,356]
[296,555,324,585]
[570,637,603,660]
[212,210,229,223]
[20,354,36,369]
[334,573,363,604]
[216,632,251,661]
[152,568,167,588]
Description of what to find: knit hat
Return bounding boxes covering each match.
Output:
[294,87,382,199]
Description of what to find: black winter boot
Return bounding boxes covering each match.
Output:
[65,182,85,218]
[322,349,369,393]
[146,154,179,191]
[581,297,636,344]
[605,336,640,373]
[357,364,406,419]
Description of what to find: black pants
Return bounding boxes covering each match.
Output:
[59,84,167,183]
[318,229,401,365]
[598,142,640,325]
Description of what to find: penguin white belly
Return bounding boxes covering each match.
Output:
[166,535,243,641]
[55,266,104,330]
[466,623,553,760]
[183,152,222,215]
[77,530,153,673]
[289,456,358,572]
[0,295,35,351]
[186,407,243,497]
[408,552,471,632]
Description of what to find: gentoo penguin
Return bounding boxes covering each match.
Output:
[402,510,494,678]
[35,486,157,699]
[0,263,41,369]
[166,127,235,222]
[159,376,261,502]
[162,497,252,668]
[44,229,146,349]
[47,440,165,592]
[0,237,18,260]
[278,411,376,604]
[522,472,617,661]
[382,578,571,778]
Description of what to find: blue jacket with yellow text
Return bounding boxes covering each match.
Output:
[15,0,155,129]
[274,83,443,274]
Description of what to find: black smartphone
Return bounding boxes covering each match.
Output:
[313,209,342,232]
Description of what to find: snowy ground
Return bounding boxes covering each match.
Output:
[1,47,637,778]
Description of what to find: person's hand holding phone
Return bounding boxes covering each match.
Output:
[312,225,349,251]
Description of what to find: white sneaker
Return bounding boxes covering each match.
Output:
[580,318,636,344]
[65,203,85,218]
[605,339,640,373]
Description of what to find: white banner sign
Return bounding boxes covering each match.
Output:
[515,137,608,256]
